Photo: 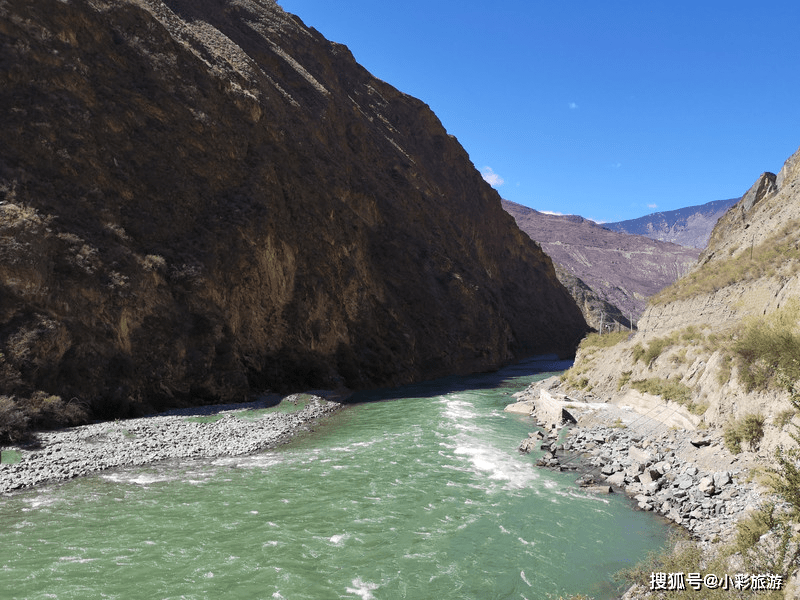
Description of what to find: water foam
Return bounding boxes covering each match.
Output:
[520,570,532,586]
[100,473,175,486]
[452,442,538,490]
[345,577,379,600]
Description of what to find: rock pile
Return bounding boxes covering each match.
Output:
[529,424,761,542]
[0,394,342,495]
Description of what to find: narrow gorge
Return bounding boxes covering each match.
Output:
[0,0,587,436]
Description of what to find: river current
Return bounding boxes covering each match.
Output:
[1,356,670,600]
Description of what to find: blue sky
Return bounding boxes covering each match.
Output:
[277,1,800,223]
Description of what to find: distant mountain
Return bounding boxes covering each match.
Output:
[603,198,739,249]
[502,200,699,327]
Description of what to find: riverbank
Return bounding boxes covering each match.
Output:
[509,377,765,545]
[0,391,347,495]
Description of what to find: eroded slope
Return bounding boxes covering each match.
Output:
[0,0,587,429]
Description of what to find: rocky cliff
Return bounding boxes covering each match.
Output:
[557,145,800,455]
[501,200,699,327]
[0,0,588,427]
[512,146,800,597]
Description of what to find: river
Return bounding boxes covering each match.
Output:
[0,356,670,599]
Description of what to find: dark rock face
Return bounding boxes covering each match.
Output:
[502,200,699,323]
[0,0,587,418]
[551,264,631,331]
[603,198,739,250]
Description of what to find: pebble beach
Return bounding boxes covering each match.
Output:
[0,392,347,495]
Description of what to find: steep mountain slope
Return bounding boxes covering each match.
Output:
[551,263,629,331]
[558,145,800,453]
[501,200,699,326]
[0,0,588,426]
[604,198,738,249]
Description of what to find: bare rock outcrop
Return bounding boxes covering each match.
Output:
[0,0,587,427]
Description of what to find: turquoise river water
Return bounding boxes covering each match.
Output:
[1,356,671,600]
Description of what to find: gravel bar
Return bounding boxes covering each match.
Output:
[0,391,347,495]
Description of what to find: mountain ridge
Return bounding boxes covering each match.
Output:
[0,0,587,432]
[604,197,739,249]
[501,199,699,327]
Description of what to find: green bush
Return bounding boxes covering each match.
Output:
[27,392,88,431]
[617,370,632,390]
[630,378,706,415]
[631,343,645,364]
[775,409,796,429]
[733,300,800,392]
[724,413,766,454]
[715,353,733,386]
[643,337,673,365]
[732,501,777,555]
[579,330,629,349]
[630,331,696,367]
[631,377,690,404]
[739,413,766,447]
[0,392,89,445]
[723,425,743,454]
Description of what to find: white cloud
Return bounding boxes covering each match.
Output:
[481,167,504,187]
[568,102,578,110]
[541,210,565,216]
[648,203,658,209]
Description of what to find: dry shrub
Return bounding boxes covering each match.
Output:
[0,395,31,444]
[26,391,88,431]
[733,300,800,392]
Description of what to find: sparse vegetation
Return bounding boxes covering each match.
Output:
[775,409,797,429]
[732,502,778,555]
[716,353,733,386]
[670,347,688,366]
[0,396,31,444]
[579,330,629,349]
[724,425,743,454]
[617,370,632,390]
[651,218,800,305]
[631,335,676,366]
[631,377,690,405]
[724,413,766,454]
[630,327,711,368]
[729,383,800,585]
[0,392,89,445]
[732,300,800,392]
[630,377,708,415]
[615,532,768,600]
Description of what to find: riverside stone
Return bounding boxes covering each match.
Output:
[698,476,716,496]
[714,470,732,487]
[0,394,343,495]
[524,419,762,544]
